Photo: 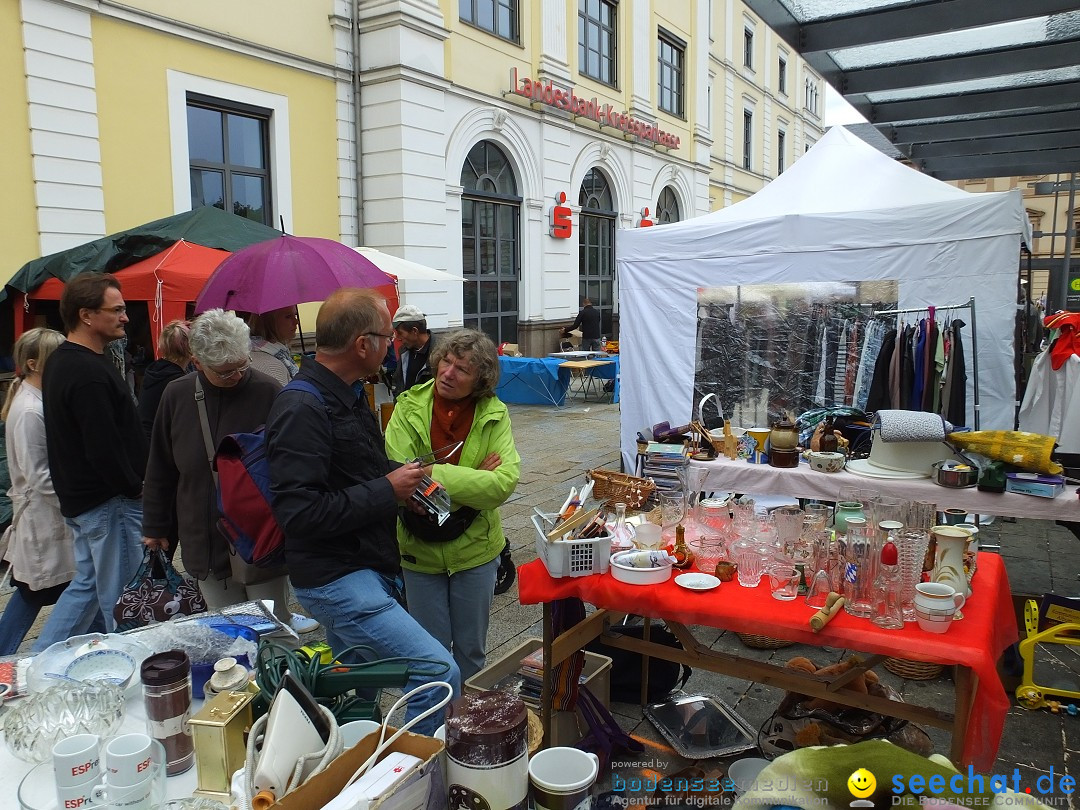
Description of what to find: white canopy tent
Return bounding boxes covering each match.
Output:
[616,126,1028,470]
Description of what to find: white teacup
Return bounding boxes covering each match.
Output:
[529,747,599,810]
[104,733,155,787]
[52,733,100,787]
[340,719,382,748]
[55,771,99,810]
[914,581,966,634]
[91,775,157,810]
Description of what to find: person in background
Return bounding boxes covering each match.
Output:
[384,329,520,681]
[390,305,435,400]
[248,307,300,386]
[562,298,602,351]
[0,329,76,654]
[137,320,192,441]
[33,273,146,648]
[141,309,318,634]
[266,288,458,734]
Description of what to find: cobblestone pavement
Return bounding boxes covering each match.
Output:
[7,393,1078,798]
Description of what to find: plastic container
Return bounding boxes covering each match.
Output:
[608,550,672,585]
[532,512,610,578]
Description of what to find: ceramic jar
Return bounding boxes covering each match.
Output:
[769,419,799,451]
[832,501,865,534]
[930,524,973,597]
[808,451,845,473]
[914,582,966,633]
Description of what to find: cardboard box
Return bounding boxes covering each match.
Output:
[274,728,445,810]
[1005,472,1066,499]
[465,638,612,747]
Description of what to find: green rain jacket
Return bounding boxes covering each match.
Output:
[384,380,521,575]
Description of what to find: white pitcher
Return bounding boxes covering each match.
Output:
[929,524,973,597]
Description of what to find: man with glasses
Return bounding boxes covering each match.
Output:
[265,288,459,734]
[34,273,147,648]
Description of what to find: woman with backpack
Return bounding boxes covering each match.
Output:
[140,309,317,632]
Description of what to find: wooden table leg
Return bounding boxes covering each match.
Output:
[950,665,978,765]
[542,602,553,748]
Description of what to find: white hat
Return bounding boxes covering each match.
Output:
[392,304,425,325]
[846,436,957,479]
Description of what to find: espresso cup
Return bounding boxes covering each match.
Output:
[52,733,100,788]
[529,747,599,810]
[104,733,156,787]
[91,775,156,810]
[55,771,99,810]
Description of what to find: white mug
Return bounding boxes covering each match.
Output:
[914,581,966,634]
[529,747,600,810]
[104,733,155,786]
[55,771,99,810]
[52,733,100,788]
[91,775,156,810]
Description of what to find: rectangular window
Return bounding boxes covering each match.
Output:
[187,94,272,225]
[658,30,685,117]
[743,28,754,68]
[743,110,753,170]
[460,0,518,43]
[778,57,787,94]
[579,0,617,86]
[777,130,785,174]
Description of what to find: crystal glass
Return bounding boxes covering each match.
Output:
[868,496,905,536]
[773,506,804,559]
[733,540,768,587]
[697,497,732,542]
[3,683,125,763]
[694,537,726,575]
[768,565,801,601]
[842,521,875,619]
[731,497,756,538]
[838,487,876,509]
[659,491,686,543]
[803,502,831,530]
[905,501,937,532]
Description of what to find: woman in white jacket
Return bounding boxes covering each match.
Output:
[0,328,76,654]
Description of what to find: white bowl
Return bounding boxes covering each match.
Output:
[808,451,846,473]
[609,550,672,585]
[727,757,770,793]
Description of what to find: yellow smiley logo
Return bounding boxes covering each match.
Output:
[848,768,876,799]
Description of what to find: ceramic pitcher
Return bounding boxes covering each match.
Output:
[930,524,973,597]
[914,581,965,634]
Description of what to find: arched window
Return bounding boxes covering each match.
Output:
[461,141,521,343]
[578,168,617,336]
[656,186,680,223]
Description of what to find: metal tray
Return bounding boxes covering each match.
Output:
[644,692,757,760]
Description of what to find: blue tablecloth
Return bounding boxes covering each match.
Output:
[496,356,620,405]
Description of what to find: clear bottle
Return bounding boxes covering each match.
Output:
[842,518,874,618]
[871,541,904,630]
[613,502,628,545]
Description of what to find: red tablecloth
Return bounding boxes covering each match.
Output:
[518,552,1018,772]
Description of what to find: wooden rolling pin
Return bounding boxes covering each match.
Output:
[810,592,845,632]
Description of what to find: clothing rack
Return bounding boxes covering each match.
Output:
[872,296,979,430]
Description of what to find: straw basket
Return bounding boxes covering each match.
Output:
[883,658,943,680]
[736,633,796,650]
[588,469,655,510]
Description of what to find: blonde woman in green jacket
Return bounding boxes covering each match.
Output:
[384,329,520,680]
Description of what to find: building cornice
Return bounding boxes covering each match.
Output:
[54,0,344,79]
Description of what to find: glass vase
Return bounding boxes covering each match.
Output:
[896,529,931,622]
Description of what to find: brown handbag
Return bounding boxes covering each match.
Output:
[113,548,207,631]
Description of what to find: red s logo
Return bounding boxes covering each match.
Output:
[550,192,572,238]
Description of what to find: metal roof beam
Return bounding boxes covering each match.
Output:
[884,108,1080,144]
[867,80,1080,123]
[843,38,1080,95]
[798,0,1078,54]
[919,147,1080,179]
[910,130,1080,159]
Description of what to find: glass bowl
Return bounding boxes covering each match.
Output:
[3,682,126,762]
[27,633,152,695]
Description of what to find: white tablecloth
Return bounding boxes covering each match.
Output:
[691,456,1080,521]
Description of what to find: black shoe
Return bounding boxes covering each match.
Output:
[493,538,516,595]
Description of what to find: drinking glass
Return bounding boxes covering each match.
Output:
[839,488,876,509]
[768,565,801,601]
[843,520,875,618]
[803,503,831,531]
[659,491,686,531]
[731,498,756,538]
[906,501,937,532]
[695,537,726,575]
[697,498,732,542]
[773,506,804,559]
[896,529,931,622]
[733,540,768,588]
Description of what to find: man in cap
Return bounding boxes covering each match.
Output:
[390,304,435,400]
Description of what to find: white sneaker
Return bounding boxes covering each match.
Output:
[289,612,320,633]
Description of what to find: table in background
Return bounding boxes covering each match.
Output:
[497,355,620,406]
[558,360,616,403]
[549,351,612,361]
[518,553,1017,772]
[690,456,1080,521]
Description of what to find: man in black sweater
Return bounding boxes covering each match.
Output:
[34,273,147,648]
[563,298,602,351]
[390,304,435,400]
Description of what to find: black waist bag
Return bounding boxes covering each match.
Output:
[401,506,480,542]
[587,623,692,704]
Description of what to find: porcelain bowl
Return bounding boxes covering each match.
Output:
[64,649,137,687]
[808,451,846,473]
[609,550,672,585]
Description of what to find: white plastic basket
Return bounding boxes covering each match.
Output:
[531,512,611,578]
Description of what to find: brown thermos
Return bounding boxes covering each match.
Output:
[141,650,195,775]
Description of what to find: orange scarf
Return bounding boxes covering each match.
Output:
[430,392,476,465]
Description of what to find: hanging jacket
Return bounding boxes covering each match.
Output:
[384,380,521,575]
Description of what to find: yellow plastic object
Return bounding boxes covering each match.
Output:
[1015,600,1080,710]
[297,642,335,666]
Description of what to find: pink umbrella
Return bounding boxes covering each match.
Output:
[194,234,395,314]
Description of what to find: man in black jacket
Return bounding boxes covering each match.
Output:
[34,273,147,648]
[390,304,434,399]
[563,298,602,351]
[266,289,459,734]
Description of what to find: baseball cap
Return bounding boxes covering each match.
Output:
[392,304,425,325]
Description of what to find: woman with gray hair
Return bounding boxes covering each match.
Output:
[384,329,520,680]
[140,309,316,631]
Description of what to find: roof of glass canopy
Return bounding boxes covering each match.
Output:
[747,0,1080,179]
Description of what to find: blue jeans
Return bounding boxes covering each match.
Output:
[294,568,460,736]
[33,496,144,651]
[402,557,499,682]
[0,589,41,656]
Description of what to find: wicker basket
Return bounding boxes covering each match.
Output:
[736,633,796,650]
[588,469,655,509]
[883,657,943,680]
